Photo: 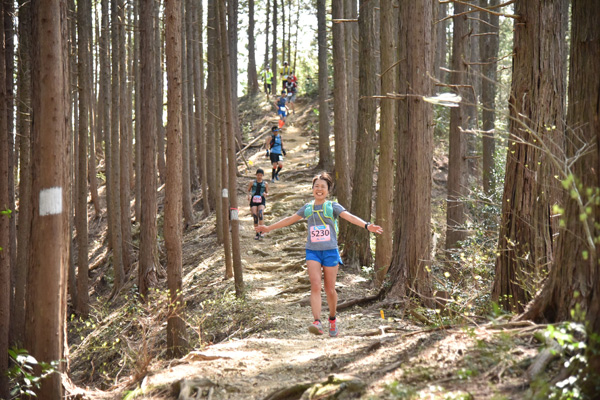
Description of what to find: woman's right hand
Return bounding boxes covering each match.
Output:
[255,225,269,233]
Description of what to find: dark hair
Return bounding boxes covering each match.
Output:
[312,172,333,191]
[256,168,264,175]
[271,126,279,132]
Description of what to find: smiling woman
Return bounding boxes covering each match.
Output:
[255,172,383,338]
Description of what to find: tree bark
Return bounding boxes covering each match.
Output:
[445,1,470,249]
[139,0,158,299]
[374,0,397,286]
[25,1,69,397]
[156,1,166,185]
[480,0,499,195]
[264,0,270,81]
[134,0,141,221]
[518,1,600,392]
[119,0,133,274]
[165,0,188,358]
[185,0,198,191]
[247,0,259,95]
[13,0,32,345]
[332,0,350,242]
[109,0,125,294]
[219,0,244,296]
[345,0,358,176]
[434,0,447,82]
[316,0,332,171]
[76,0,91,317]
[101,0,112,248]
[346,0,380,269]
[0,2,8,395]
[387,0,434,305]
[181,0,194,226]
[271,0,277,90]
[493,0,565,313]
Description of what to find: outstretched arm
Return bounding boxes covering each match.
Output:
[255,213,303,233]
[339,211,384,234]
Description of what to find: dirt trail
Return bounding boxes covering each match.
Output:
[91,100,534,400]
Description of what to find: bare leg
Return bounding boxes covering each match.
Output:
[323,265,339,318]
[307,260,323,321]
[251,205,258,228]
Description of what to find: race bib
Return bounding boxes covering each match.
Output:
[279,106,286,112]
[252,195,263,203]
[310,225,331,243]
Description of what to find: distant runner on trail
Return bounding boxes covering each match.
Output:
[274,90,289,128]
[285,75,298,114]
[255,172,383,337]
[262,66,273,95]
[280,61,291,91]
[264,126,286,182]
[247,168,269,240]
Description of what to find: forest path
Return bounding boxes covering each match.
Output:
[99,99,534,400]
[133,101,417,399]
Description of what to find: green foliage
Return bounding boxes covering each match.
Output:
[7,348,61,399]
[1,208,12,217]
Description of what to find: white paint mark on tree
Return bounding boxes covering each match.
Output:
[222,189,228,198]
[39,187,63,216]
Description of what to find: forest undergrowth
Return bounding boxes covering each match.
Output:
[61,94,567,400]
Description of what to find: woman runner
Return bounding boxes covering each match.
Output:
[255,172,383,337]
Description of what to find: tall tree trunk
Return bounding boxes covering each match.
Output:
[493,0,565,312]
[67,0,77,309]
[88,24,100,219]
[13,0,32,345]
[264,0,270,77]
[332,0,350,241]
[120,0,133,274]
[281,0,285,66]
[292,0,300,71]
[185,0,198,191]
[346,0,380,269]
[271,0,277,90]
[109,0,125,294]
[156,1,166,184]
[4,2,16,339]
[181,0,194,226]
[519,1,600,392]
[0,2,8,395]
[101,0,112,249]
[139,0,158,299]
[76,0,91,317]
[165,0,188,358]
[374,0,397,286]
[134,0,141,221]
[247,0,259,95]
[345,0,358,175]
[219,0,244,296]
[193,0,209,217]
[434,0,448,82]
[316,0,332,171]
[445,2,470,249]
[480,0,499,195]
[227,0,241,145]
[216,3,233,279]
[25,1,69,397]
[387,0,434,304]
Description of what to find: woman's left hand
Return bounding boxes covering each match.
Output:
[367,224,384,234]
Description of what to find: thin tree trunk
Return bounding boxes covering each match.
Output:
[76,0,91,317]
[493,0,565,313]
[332,0,350,242]
[156,1,166,184]
[109,0,125,295]
[139,0,158,299]
[346,0,380,269]
[480,0,499,195]
[193,0,209,217]
[374,0,397,286]
[134,0,141,221]
[185,0,198,191]
[247,0,259,95]
[316,0,332,171]
[271,0,277,90]
[434,0,448,82]
[264,0,270,80]
[445,1,470,249]
[101,0,112,249]
[0,2,9,394]
[25,2,69,397]
[67,0,77,309]
[165,0,188,358]
[119,0,132,275]
[181,1,194,226]
[345,0,358,175]
[281,0,285,67]
[219,0,244,296]
[216,2,233,279]
[13,0,32,345]
[387,0,434,305]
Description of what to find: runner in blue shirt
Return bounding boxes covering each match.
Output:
[255,172,383,337]
[264,126,286,182]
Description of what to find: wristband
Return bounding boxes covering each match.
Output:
[365,222,371,230]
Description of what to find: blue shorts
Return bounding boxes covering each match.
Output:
[306,248,343,267]
[278,109,287,118]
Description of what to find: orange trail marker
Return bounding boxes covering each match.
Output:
[380,310,385,319]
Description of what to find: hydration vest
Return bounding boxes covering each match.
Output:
[252,180,266,196]
[304,200,339,236]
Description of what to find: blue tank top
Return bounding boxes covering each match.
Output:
[271,134,282,154]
